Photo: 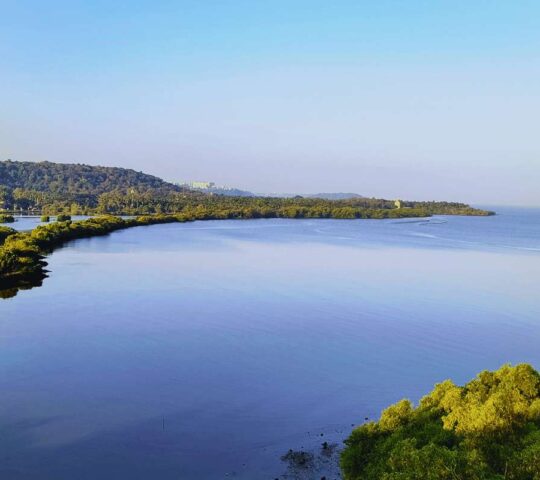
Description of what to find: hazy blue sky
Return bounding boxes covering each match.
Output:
[1,1,539,205]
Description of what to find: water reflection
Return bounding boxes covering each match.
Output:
[0,272,46,299]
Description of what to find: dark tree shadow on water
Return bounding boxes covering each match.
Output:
[0,271,47,299]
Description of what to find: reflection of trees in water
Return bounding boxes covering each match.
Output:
[0,272,46,299]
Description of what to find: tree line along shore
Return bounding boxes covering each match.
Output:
[1,191,494,218]
[0,199,494,291]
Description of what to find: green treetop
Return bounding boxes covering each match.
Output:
[341,363,540,480]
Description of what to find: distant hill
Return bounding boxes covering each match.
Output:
[264,192,365,200]
[0,159,196,212]
[305,193,364,200]
[177,181,255,197]
[0,160,180,195]
[203,187,255,197]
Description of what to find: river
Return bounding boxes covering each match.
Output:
[1,207,539,479]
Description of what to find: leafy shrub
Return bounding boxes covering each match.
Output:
[341,364,540,480]
[40,215,50,222]
[56,214,71,222]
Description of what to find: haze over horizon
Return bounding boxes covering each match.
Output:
[1,1,539,206]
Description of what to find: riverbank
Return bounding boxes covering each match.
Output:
[0,205,494,295]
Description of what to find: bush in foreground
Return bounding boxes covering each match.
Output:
[56,214,71,222]
[341,364,540,480]
[40,215,50,222]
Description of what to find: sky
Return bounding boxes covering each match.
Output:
[1,1,539,205]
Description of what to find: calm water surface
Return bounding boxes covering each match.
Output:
[1,207,539,479]
[4,215,92,231]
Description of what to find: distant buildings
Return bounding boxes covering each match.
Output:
[185,181,215,189]
[176,181,255,197]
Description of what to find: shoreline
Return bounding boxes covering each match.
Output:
[0,207,494,298]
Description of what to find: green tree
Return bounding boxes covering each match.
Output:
[341,364,540,480]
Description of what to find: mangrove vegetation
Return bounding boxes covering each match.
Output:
[341,363,540,480]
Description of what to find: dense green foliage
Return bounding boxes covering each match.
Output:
[0,214,15,223]
[95,192,494,217]
[0,159,180,194]
[0,160,493,217]
[0,160,187,213]
[40,215,50,222]
[56,214,71,222]
[341,364,540,480]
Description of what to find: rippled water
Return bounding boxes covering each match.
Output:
[1,207,539,479]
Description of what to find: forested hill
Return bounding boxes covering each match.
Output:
[0,160,180,194]
[0,160,195,212]
[0,160,179,195]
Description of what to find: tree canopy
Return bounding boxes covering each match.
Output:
[0,159,180,194]
[341,364,540,480]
